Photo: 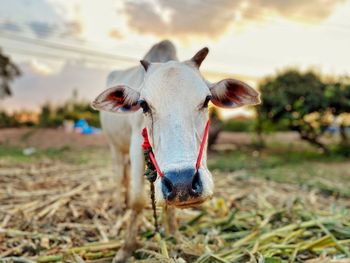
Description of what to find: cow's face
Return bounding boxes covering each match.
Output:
[92,48,260,208]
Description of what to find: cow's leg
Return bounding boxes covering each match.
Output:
[163,206,178,236]
[113,132,146,263]
[122,156,130,208]
[128,132,147,211]
[110,144,126,213]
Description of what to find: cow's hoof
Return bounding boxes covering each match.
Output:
[114,202,126,215]
[112,248,132,263]
[115,207,125,215]
[112,242,141,263]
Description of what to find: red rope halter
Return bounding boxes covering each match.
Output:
[142,119,211,177]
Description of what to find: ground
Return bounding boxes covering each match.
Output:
[0,129,349,262]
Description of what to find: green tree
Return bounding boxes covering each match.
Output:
[324,79,350,144]
[39,103,54,127]
[0,48,21,98]
[257,70,330,152]
[208,107,222,149]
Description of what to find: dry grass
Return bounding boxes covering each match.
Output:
[0,129,349,262]
[0,152,349,263]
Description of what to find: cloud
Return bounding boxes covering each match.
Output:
[0,19,83,39]
[27,21,57,38]
[109,28,123,39]
[119,1,232,38]
[61,20,84,38]
[2,60,109,112]
[0,21,23,33]
[243,0,346,23]
[122,0,345,39]
[123,1,169,35]
[29,60,55,76]
[0,0,84,39]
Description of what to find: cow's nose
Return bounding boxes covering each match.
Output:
[161,168,202,202]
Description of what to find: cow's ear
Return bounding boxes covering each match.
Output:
[209,79,260,108]
[91,85,140,113]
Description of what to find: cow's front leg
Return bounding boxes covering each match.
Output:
[113,132,146,263]
[109,144,126,213]
[113,209,142,262]
[163,206,178,236]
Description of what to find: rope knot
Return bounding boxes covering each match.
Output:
[142,128,151,150]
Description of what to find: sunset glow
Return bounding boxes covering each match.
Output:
[0,0,349,116]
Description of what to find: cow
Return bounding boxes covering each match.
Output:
[92,40,260,262]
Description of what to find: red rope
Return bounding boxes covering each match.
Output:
[149,151,164,177]
[142,128,164,177]
[196,119,211,171]
[142,128,151,150]
[142,119,211,177]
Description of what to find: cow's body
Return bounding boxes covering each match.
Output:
[101,66,145,211]
[100,41,178,262]
[101,41,178,212]
[94,40,260,262]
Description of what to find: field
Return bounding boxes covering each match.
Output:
[0,129,350,263]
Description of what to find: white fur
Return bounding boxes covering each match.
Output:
[96,60,261,206]
[97,60,215,206]
[93,41,260,262]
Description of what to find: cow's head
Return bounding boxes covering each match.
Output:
[92,48,260,208]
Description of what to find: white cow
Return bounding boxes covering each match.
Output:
[92,40,260,262]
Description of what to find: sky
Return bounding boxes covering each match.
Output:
[0,0,350,117]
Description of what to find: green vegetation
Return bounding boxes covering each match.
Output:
[221,119,255,132]
[209,140,350,197]
[38,100,100,128]
[256,69,350,152]
[0,90,100,128]
[0,145,69,163]
[0,145,108,166]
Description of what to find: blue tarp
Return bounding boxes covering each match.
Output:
[74,119,101,134]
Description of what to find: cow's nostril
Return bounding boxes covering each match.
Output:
[162,177,175,200]
[191,171,202,196]
[162,168,203,203]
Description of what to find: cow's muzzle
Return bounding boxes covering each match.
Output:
[161,168,204,206]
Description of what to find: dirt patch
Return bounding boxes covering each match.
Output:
[0,128,307,150]
[0,128,107,149]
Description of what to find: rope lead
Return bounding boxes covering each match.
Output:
[142,142,159,232]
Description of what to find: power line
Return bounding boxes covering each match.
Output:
[1,46,125,67]
[0,31,138,64]
[1,36,259,81]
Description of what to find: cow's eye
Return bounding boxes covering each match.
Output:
[139,100,150,113]
[203,96,211,108]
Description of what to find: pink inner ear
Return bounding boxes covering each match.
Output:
[107,89,125,105]
[226,82,246,104]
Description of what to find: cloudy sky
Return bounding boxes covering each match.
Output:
[1,0,350,113]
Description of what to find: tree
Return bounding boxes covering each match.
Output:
[208,107,222,150]
[0,48,21,99]
[257,70,332,152]
[324,79,350,144]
